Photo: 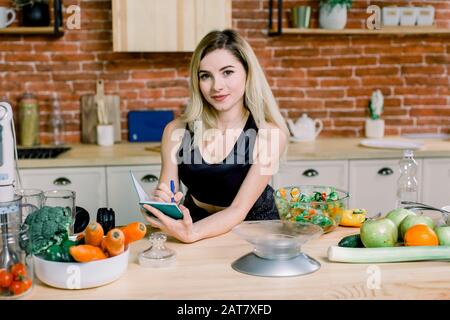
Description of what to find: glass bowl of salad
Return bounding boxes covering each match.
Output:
[274,185,349,233]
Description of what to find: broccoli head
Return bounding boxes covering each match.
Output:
[22,206,72,255]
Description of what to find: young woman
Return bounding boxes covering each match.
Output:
[142,29,289,243]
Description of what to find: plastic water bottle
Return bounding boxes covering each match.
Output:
[396,149,418,208]
[50,93,64,145]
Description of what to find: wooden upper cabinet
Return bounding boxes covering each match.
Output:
[112,0,232,52]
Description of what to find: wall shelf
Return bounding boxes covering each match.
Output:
[0,26,64,35]
[268,0,450,36]
[0,0,64,36]
[270,26,450,36]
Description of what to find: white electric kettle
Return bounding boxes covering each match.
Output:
[286,113,323,142]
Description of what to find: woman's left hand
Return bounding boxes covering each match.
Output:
[141,204,197,243]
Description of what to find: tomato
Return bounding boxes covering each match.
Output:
[11,263,27,280]
[0,269,13,288]
[321,192,327,201]
[9,281,27,296]
[22,278,33,291]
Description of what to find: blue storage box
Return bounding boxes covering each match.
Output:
[128,110,174,142]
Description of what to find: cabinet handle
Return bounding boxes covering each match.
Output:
[302,169,319,177]
[141,174,158,183]
[53,177,72,185]
[378,167,394,176]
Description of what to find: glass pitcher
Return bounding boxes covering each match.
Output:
[0,195,22,227]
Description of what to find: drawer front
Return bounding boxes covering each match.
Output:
[349,159,422,217]
[272,160,349,191]
[422,158,450,208]
[107,165,161,226]
[19,167,107,222]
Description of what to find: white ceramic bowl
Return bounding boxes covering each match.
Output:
[33,248,129,289]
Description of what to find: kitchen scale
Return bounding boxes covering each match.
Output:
[231,220,323,277]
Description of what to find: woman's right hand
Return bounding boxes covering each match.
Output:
[151,182,184,204]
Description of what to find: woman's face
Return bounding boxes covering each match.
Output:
[198,49,247,113]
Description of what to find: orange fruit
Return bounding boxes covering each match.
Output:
[404,224,439,246]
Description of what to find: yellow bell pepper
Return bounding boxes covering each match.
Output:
[340,208,366,227]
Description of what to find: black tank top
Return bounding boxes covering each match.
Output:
[177,114,279,222]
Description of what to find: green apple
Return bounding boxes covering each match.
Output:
[360,218,398,248]
[385,208,417,229]
[435,226,450,246]
[399,215,435,240]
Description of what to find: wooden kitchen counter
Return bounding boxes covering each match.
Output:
[28,227,450,300]
[18,137,450,168]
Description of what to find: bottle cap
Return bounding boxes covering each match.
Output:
[403,149,414,157]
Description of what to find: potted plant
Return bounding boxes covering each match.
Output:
[365,90,385,139]
[10,0,50,26]
[319,0,352,30]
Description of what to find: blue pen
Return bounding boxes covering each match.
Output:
[170,180,175,203]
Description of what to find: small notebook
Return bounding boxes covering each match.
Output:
[130,172,183,220]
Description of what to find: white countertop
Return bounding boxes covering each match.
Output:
[18,137,450,168]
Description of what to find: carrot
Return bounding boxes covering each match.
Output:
[104,228,125,257]
[98,238,110,258]
[122,222,147,245]
[69,245,107,262]
[100,237,107,252]
[85,222,104,247]
[107,244,124,257]
[76,233,85,242]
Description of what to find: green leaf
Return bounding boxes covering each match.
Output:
[368,101,379,120]
[320,0,353,10]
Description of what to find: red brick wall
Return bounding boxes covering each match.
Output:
[0,0,449,144]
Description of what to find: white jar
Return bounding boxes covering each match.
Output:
[416,6,435,26]
[365,119,385,139]
[97,124,114,146]
[400,6,418,26]
[382,6,400,26]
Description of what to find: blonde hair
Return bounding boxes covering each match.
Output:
[180,29,289,154]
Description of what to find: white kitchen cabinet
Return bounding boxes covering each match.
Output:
[112,0,232,52]
[349,159,423,217]
[19,167,107,222]
[19,153,445,227]
[272,160,349,191]
[422,158,450,209]
[106,165,161,226]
